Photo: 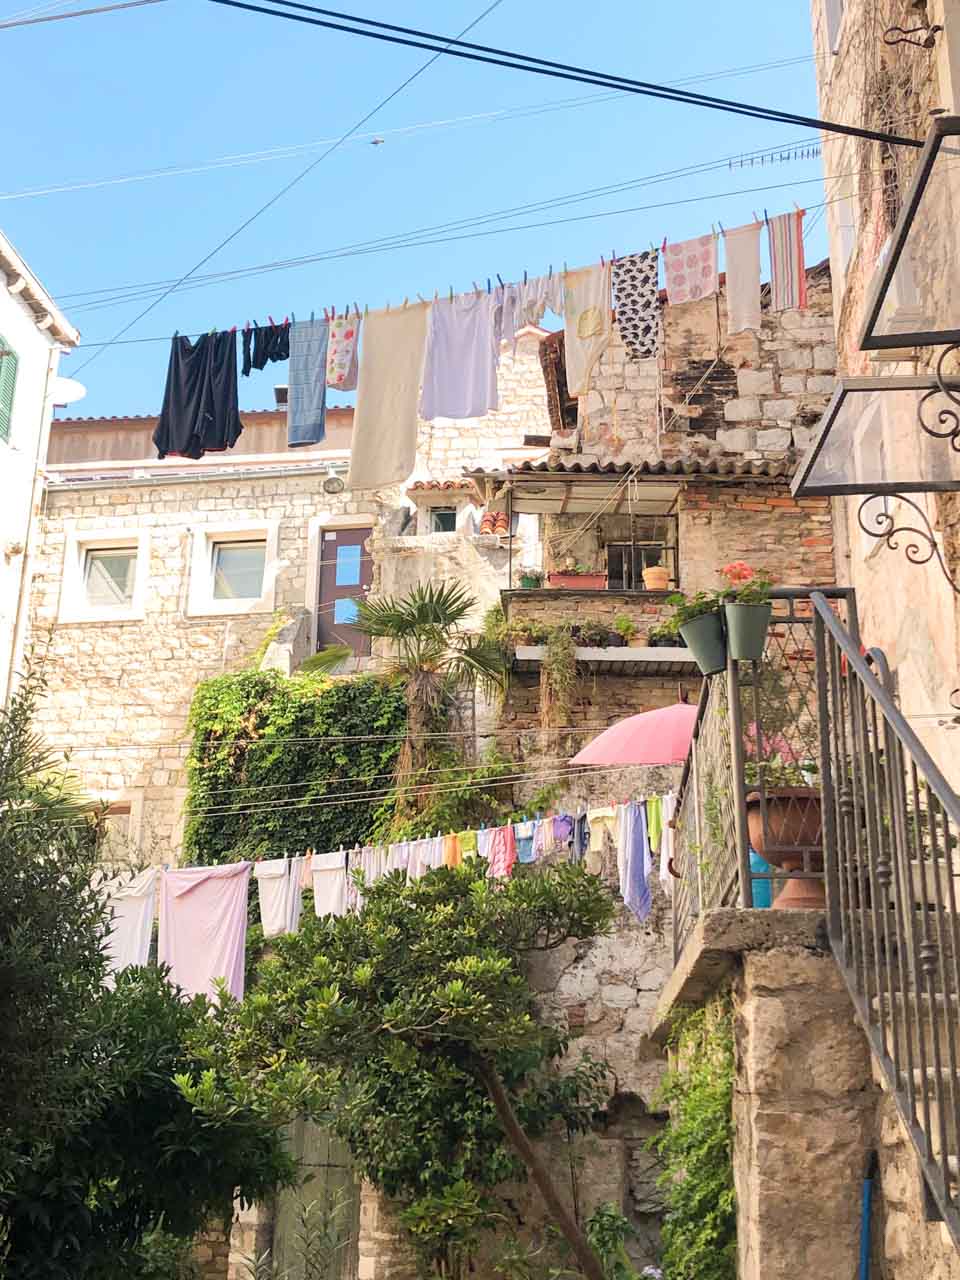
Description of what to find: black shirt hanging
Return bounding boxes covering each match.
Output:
[241,320,290,377]
[153,331,243,460]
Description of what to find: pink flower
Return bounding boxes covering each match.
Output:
[720,560,755,585]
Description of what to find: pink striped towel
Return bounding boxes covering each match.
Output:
[767,210,807,311]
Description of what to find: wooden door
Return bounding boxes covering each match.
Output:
[317,527,372,657]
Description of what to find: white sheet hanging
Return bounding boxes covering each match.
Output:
[101,866,159,982]
[312,850,348,918]
[254,856,304,937]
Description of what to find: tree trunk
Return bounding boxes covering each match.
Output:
[474,1058,607,1280]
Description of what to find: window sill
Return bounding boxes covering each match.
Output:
[186,597,274,619]
[57,608,146,625]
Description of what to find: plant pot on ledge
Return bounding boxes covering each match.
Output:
[724,601,772,661]
[745,786,824,910]
[547,572,607,591]
[642,565,671,591]
[678,611,726,676]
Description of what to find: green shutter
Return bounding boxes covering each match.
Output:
[0,338,19,444]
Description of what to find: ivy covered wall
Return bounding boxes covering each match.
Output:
[183,670,407,864]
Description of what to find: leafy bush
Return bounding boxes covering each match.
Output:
[183,670,407,864]
[653,998,736,1280]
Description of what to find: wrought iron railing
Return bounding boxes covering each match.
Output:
[813,591,960,1244]
[671,587,857,961]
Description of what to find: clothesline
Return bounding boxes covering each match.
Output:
[150,203,808,468]
[99,794,677,1003]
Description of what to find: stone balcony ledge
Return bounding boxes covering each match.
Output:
[514,644,698,675]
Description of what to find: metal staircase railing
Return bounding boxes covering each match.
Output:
[812,591,960,1243]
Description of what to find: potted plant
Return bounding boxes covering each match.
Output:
[647,622,685,649]
[642,562,671,591]
[744,740,823,909]
[613,614,642,646]
[547,561,608,591]
[667,590,726,676]
[518,566,544,589]
[578,620,623,648]
[508,620,549,647]
[719,561,773,661]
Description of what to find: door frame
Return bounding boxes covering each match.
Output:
[305,512,378,654]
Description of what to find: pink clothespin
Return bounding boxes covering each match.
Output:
[661,236,668,252]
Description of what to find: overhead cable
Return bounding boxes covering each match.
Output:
[71,0,507,375]
[0,0,164,28]
[207,0,922,149]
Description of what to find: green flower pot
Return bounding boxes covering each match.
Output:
[519,575,542,589]
[678,611,727,676]
[724,601,772,661]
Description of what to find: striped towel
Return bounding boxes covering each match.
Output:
[767,211,808,312]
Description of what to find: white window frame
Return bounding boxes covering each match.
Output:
[59,526,151,624]
[187,520,280,618]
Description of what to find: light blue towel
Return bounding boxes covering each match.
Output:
[750,848,773,909]
[623,801,651,921]
[288,319,328,447]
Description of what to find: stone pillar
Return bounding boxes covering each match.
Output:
[733,945,876,1280]
[193,1225,231,1280]
[357,1184,418,1280]
[228,1200,275,1280]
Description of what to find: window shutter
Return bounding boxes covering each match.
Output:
[825,0,845,53]
[0,339,19,444]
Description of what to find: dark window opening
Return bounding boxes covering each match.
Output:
[430,507,457,534]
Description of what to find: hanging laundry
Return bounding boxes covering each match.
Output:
[348,303,429,491]
[612,251,661,362]
[387,841,412,875]
[663,234,718,305]
[407,837,434,880]
[585,805,618,875]
[477,827,494,861]
[242,320,290,377]
[312,849,348,917]
[553,813,574,847]
[659,792,678,890]
[326,312,361,390]
[572,813,590,866]
[101,866,159,982]
[517,273,564,327]
[723,222,763,334]
[159,861,251,1002]
[458,829,478,858]
[532,819,552,861]
[442,833,462,868]
[494,282,522,354]
[618,801,651,922]
[646,797,663,858]
[514,819,536,864]
[420,292,499,421]
[288,318,329,448]
[254,856,304,938]
[487,824,517,879]
[563,263,612,397]
[153,331,243,460]
[767,210,807,312]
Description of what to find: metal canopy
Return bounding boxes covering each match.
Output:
[791,375,960,497]
[505,476,681,515]
[860,114,960,350]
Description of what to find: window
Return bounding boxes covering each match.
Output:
[0,336,18,444]
[59,528,150,624]
[825,0,845,53]
[212,539,266,600]
[84,546,138,607]
[188,522,279,618]
[605,517,678,590]
[430,507,457,534]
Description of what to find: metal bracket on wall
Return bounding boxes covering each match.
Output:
[883,21,942,48]
[857,492,960,594]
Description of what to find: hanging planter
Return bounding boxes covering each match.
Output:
[718,561,773,662]
[678,610,727,676]
[724,601,772,661]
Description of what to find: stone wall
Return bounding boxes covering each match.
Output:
[569,266,836,469]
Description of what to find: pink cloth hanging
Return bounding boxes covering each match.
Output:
[767,210,807,311]
[663,234,718,304]
[486,825,517,880]
[159,861,251,1002]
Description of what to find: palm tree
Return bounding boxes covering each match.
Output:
[354,581,506,805]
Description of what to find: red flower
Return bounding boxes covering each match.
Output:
[720,560,755,585]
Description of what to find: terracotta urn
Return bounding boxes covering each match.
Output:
[745,786,824,909]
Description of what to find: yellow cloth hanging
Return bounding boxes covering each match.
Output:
[458,830,478,856]
[442,834,462,868]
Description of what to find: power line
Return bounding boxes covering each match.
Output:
[59,136,825,312]
[0,54,825,205]
[0,0,163,28]
[71,0,508,376]
[208,0,922,150]
[62,172,849,348]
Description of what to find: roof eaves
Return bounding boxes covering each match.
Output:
[0,230,79,347]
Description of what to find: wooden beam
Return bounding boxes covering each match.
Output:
[559,484,572,514]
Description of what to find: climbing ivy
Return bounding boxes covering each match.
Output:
[652,997,736,1280]
[183,670,407,863]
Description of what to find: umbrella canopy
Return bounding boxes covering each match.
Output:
[570,702,698,767]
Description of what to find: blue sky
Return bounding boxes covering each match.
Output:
[2,0,830,416]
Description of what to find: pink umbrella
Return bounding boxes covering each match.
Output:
[569,702,698,767]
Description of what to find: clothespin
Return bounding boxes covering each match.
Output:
[228,324,237,334]
[718,221,725,235]
[523,268,528,284]
[661,236,667,252]
[353,302,360,317]
[244,320,251,332]
[486,277,492,294]
[496,273,504,288]
[600,253,605,267]
[548,264,553,278]
[763,209,769,225]
[364,303,369,316]
[268,314,275,326]
[417,293,426,304]
[402,296,409,308]
[753,210,760,223]
[563,260,568,273]
[472,280,480,294]
[283,315,289,326]
[611,249,616,262]
[290,311,296,323]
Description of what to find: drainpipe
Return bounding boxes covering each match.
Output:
[859,1151,878,1280]
[5,341,58,705]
